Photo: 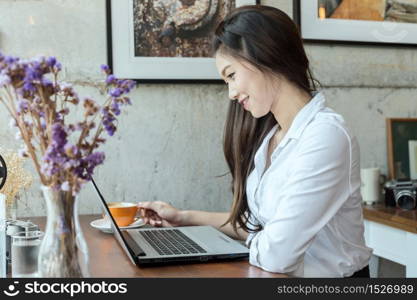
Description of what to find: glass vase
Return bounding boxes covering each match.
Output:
[38,186,89,277]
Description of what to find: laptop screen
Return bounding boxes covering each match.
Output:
[91,178,138,263]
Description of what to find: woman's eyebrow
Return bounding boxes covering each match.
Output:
[221,65,231,78]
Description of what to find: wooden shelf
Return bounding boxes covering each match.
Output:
[363,203,417,234]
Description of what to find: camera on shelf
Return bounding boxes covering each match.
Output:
[384,179,417,210]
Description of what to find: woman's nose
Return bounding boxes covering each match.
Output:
[228,86,238,101]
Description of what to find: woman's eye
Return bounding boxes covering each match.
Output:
[224,72,235,84]
[227,72,235,80]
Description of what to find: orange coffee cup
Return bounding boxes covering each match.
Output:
[107,202,138,227]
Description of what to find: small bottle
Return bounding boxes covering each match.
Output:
[0,193,6,277]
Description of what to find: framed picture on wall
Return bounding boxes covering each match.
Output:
[294,0,417,45]
[386,118,417,180]
[107,0,259,83]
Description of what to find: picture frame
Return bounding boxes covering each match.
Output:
[293,0,417,46]
[107,0,259,83]
[386,118,417,180]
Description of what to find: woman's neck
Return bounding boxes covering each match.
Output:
[270,82,311,135]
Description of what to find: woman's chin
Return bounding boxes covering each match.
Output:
[250,110,267,119]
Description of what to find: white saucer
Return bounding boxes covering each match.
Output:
[90,217,145,233]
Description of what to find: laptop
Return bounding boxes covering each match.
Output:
[91,179,249,266]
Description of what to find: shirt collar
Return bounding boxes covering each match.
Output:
[254,92,326,171]
[282,91,325,142]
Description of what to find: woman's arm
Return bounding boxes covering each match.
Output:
[138,201,248,240]
[180,210,249,241]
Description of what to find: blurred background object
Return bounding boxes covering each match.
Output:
[0,149,32,221]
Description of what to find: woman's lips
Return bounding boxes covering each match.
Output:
[239,97,249,109]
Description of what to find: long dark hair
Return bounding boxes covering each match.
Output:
[212,5,318,234]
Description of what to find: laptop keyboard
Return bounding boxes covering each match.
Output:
[139,229,207,256]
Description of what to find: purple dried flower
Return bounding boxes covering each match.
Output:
[54,62,62,72]
[51,122,68,148]
[63,159,79,170]
[87,151,105,165]
[25,62,42,81]
[40,164,50,176]
[110,102,121,116]
[84,151,105,177]
[104,123,116,136]
[41,77,53,88]
[72,151,105,180]
[105,74,116,84]
[17,99,30,113]
[0,53,135,195]
[124,97,132,105]
[109,88,122,98]
[118,79,136,93]
[100,64,110,74]
[64,143,78,157]
[23,81,36,93]
[101,107,117,136]
[4,56,18,64]
[46,56,57,68]
[127,80,136,90]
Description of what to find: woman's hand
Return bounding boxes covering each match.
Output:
[137,201,184,227]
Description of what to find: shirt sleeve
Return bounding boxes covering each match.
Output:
[247,122,352,273]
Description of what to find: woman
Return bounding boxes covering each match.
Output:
[138,5,372,277]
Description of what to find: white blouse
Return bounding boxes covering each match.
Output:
[245,92,372,277]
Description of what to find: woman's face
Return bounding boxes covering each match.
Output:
[215,52,277,118]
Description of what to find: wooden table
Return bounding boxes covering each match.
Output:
[32,215,286,278]
[363,204,417,277]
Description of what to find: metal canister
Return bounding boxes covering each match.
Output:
[5,220,39,274]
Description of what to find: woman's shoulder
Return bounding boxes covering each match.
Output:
[308,106,354,139]
[298,107,357,152]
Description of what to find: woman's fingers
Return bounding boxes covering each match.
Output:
[138,201,163,212]
[138,201,173,227]
[149,219,162,227]
[142,210,162,227]
[147,210,160,220]
[139,207,157,219]
[161,219,173,227]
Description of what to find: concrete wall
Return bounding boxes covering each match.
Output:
[0,0,233,217]
[0,0,412,276]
